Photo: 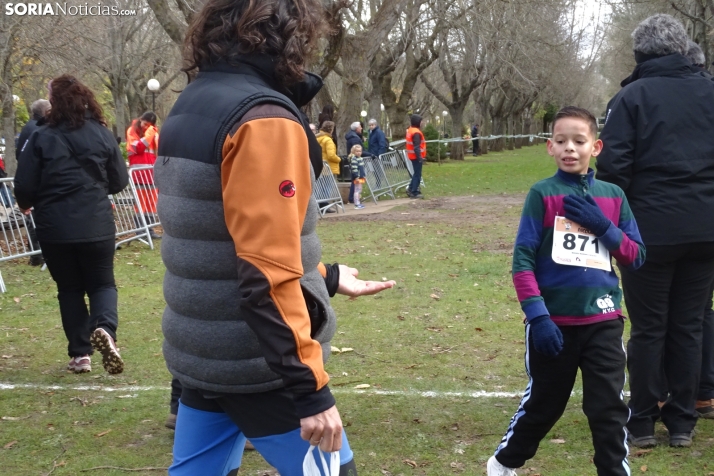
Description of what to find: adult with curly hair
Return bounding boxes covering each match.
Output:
[155,1,394,474]
[14,75,129,375]
[597,14,714,448]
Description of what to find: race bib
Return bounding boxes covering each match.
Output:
[551,216,611,272]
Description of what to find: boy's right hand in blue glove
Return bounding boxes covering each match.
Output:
[529,315,564,356]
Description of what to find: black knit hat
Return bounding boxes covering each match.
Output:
[410,114,422,127]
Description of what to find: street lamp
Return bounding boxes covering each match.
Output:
[147,79,160,111]
[442,110,448,137]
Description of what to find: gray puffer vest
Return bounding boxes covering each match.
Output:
[155,62,336,393]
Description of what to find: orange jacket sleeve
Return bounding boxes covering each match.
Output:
[221,104,334,417]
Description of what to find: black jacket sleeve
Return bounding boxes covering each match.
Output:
[413,132,422,159]
[323,263,340,297]
[13,131,43,210]
[596,95,636,191]
[105,130,129,194]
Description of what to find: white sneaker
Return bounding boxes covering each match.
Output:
[487,456,517,476]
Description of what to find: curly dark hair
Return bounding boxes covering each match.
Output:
[47,75,106,129]
[183,0,325,85]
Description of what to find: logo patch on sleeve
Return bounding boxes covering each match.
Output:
[279,180,296,198]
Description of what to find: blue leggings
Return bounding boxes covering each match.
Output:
[170,402,354,476]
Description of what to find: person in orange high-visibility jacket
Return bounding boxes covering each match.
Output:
[405,114,425,199]
[125,111,160,239]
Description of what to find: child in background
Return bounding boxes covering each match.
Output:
[487,106,646,476]
[349,144,366,210]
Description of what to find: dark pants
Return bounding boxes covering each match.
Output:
[700,281,714,401]
[348,183,355,203]
[408,158,423,194]
[40,239,119,357]
[495,319,629,476]
[170,378,182,415]
[472,138,479,155]
[620,242,714,435]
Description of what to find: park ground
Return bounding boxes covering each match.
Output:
[1,144,713,475]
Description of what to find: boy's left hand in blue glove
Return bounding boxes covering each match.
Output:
[563,194,610,236]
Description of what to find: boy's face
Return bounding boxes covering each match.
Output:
[547,117,602,175]
[355,147,362,156]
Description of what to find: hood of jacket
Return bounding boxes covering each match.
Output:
[620,53,699,87]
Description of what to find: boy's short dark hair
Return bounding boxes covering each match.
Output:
[553,106,598,138]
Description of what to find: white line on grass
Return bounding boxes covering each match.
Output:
[0,382,523,398]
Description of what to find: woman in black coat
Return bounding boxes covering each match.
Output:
[14,75,129,375]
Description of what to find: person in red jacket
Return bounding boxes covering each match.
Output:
[405,114,425,199]
[126,112,160,239]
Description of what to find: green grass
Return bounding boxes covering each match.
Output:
[1,145,713,475]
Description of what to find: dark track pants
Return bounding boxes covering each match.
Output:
[701,282,714,401]
[408,158,423,194]
[620,243,714,435]
[40,239,118,357]
[494,319,629,476]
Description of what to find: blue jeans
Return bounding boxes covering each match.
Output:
[408,159,423,194]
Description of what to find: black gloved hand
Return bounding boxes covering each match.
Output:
[529,315,564,356]
[563,194,610,236]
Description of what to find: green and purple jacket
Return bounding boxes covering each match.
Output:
[513,168,645,326]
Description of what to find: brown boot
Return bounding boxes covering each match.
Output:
[165,413,177,430]
[696,399,714,419]
[245,440,255,451]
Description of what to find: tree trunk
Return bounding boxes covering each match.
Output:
[448,106,465,160]
[492,115,505,152]
[2,92,16,176]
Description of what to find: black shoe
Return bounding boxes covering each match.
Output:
[669,432,693,447]
[28,255,44,266]
[149,229,162,240]
[628,433,656,448]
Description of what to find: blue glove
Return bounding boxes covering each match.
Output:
[529,315,564,356]
[562,194,610,236]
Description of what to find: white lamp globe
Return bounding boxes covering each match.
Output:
[147,79,160,92]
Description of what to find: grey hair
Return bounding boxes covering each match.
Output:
[30,99,51,120]
[368,118,378,126]
[632,14,688,56]
[350,121,361,130]
[686,40,705,65]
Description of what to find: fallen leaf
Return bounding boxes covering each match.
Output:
[550,438,565,444]
[451,423,459,431]
[12,297,19,303]
[397,315,405,321]
[632,449,652,457]
[116,394,137,399]
[3,440,17,449]
[448,274,459,277]
[430,293,440,300]
[340,348,353,353]
[474,328,483,332]
[1,355,12,359]
[640,465,647,472]
[354,384,370,389]
[330,346,341,354]
[473,283,479,286]
[1,416,29,421]
[403,459,417,468]
[95,429,112,437]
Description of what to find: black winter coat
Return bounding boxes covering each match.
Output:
[345,129,363,155]
[14,117,129,243]
[17,119,39,162]
[596,54,714,246]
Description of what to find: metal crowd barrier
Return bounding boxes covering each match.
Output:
[313,161,344,216]
[362,155,395,204]
[0,178,42,292]
[113,165,159,249]
[398,150,426,190]
[0,165,161,292]
[378,151,411,194]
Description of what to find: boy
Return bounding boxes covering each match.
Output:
[487,106,645,476]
